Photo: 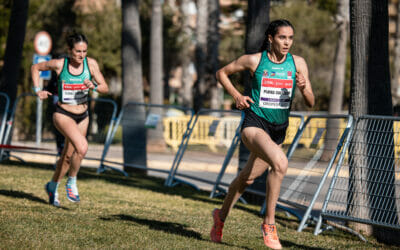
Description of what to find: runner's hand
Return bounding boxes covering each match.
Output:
[36,90,52,100]
[235,95,254,110]
[84,79,96,89]
[296,71,306,92]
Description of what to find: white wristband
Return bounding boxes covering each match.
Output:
[32,86,41,93]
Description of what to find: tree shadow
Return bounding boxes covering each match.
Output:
[0,189,69,210]
[100,214,201,239]
[99,214,251,249]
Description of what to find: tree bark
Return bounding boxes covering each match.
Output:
[121,0,147,174]
[179,0,194,108]
[207,0,221,110]
[321,0,349,161]
[392,0,400,105]
[0,0,29,107]
[193,0,207,112]
[349,0,399,243]
[148,0,165,149]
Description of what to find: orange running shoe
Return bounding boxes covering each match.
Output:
[261,224,282,249]
[210,208,224,243]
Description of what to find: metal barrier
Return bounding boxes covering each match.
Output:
[294,114,353,232]
[257,114,352,227]
[0,92,10,146]
[164,109,243,191]
[98,102,195,177]
[315,115,400,235]
[0,93,117,166]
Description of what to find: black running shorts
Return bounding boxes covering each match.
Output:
[55,103,89,124]
[241,109,288,145]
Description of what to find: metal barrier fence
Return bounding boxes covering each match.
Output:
[0,93,117,166]
[98,102,195,177]
[0,92,10,146]
[292,114,353,232]
[315,115,400,235]
[253,115,352,230]
[164,109,243,191]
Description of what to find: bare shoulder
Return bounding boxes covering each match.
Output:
[52,57,65,66]
[292,54,308,70]
[87,57,101,72]
[47,58,64,71]
[238,52,262,71]
[87,57,98,67]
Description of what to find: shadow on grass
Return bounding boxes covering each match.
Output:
[2,160,291,224]
[100,214,202,239]
[0,189,69,210]
[100,214,251,249]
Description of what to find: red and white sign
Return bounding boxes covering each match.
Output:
[34,31,52,56]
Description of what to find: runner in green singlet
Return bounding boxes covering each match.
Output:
[210,20,315,249]
[31,33,109,207]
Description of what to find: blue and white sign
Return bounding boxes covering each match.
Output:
[33,54,52,80]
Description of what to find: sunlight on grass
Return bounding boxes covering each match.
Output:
[0,161,396,249]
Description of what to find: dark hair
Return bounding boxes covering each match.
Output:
[260,19,294,52]
[66,33,88,49]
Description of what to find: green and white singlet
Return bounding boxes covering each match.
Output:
[58,57,92,105]
[250,51,297,125]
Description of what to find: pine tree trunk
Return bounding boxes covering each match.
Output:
[321,0,349,161]
[207,0,221,110]
[148,0,165,150]
[349,0,399,243]
[0,0,29,107]
[392,0,400,105]
[193,0,208,112]
[179,0,193,108]
[121,0,147,174]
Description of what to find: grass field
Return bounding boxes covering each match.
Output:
[0,160,398,249]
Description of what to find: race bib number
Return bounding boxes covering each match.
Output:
[259,78,293,109]
[62,83,89,104]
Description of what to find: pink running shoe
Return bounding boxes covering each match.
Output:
[210,208,224,243]
[261,224,282,249]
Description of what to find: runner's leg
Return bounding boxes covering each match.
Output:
[68,116,89,177]
[52,113,88,182]
[240,127,288,225]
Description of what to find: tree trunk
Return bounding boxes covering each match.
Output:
[148,0,165,150]
[239,0,270,194]
[392,0,400,105]
[179,0,194,108]
[321,0,349,161]
[207,0,221,110]
[0,0,29,107]
[349,0,399,243]
[121,0,147,174]
[193,0,207,112]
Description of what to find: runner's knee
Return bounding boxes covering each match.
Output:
[271,156,288,177]
[75,141,88,158]
[237,172,256,187]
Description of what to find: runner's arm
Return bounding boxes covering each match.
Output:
[294,56,314,108]
[31,59,62,99]
[216,54,259,110]
[87,58,109,94]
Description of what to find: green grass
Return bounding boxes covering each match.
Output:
[0,160,398,249]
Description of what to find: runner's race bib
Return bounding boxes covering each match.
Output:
[62,82,89,105]
[259,77,293,109]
